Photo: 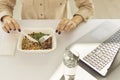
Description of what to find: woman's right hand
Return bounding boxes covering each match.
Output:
[1,15,21,33]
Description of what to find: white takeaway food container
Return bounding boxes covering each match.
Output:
[17,28,56,53]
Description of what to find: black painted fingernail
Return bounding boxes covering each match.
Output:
[10,28,11,30]
[18,29,21,32]
[58,31,61,34]
[7,31,10,33]
[56,30,58,33]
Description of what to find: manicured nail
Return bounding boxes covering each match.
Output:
[56,30,58,33]
[14,29,16,31]
[7,31,10,33]
[58,31,61,34]
[18,29,21,32]
[10,28,11,30]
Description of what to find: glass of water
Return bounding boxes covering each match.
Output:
[63,50,79,80]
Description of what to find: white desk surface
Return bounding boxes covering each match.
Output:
[0,19,120,80]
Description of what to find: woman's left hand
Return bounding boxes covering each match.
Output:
[56,15,83,34]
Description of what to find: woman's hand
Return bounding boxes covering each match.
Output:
[1,15,21,33]
[56,15,83,34]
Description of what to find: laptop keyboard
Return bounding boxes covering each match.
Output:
[83,29,120,71]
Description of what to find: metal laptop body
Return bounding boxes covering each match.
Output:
[66,22,120,78]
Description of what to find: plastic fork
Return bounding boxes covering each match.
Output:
[21,31,38,42]
[20,31,52,43]
[39,35,52,43]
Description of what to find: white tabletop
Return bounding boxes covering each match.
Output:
[0,19,120,80]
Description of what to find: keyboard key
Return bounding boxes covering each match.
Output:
[83,29,120,71]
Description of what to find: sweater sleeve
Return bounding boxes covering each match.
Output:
[0,0,16,20]
[74,0,94,21]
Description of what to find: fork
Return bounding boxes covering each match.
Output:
[21,31,38,42]
[39,35,52,43]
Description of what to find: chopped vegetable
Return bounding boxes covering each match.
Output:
[22,32,52,50]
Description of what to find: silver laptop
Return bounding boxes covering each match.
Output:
[66,22,120,77]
